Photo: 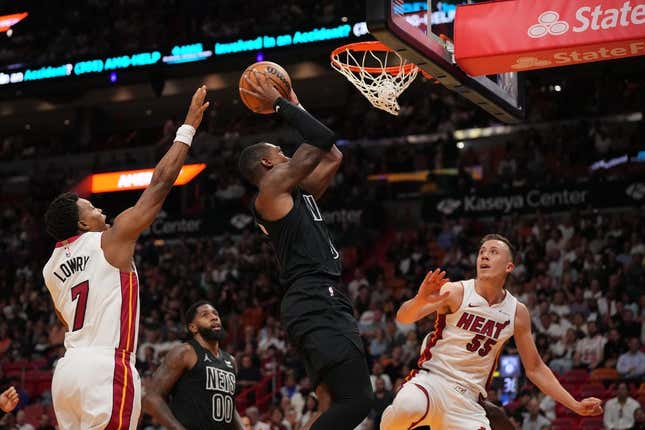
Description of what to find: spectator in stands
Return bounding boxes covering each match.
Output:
[284,405,300,430]
[574,320,606,370]
[370,377,394,429]
[521,397,551,430]
[300,393,318,428]
[369,362,392,392]
[280,371,304,414]
[617,338,645,380]
[238,354,263,389]
[630,408,645,430]
[603,328,628,368]
[604,383,640,430]
[241,415,253,430]
[246,406,270,430]
[268,406,287,430]
[34,413,54,430]
[549,328,579,374]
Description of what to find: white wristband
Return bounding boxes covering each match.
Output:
[175,124,196,147]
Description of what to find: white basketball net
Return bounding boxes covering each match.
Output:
[332,47,418,116]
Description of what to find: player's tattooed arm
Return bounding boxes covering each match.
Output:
[515,303,603,417]
[102,87,209,268]
[397,269,463,323]
[142,344,194,430]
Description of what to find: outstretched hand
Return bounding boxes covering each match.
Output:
[0,386,19,413]
[183,85,210,129]
[574,397,603,416]
[417,268,450,304]
[240,70,283,107]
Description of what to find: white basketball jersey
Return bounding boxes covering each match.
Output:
[43,232,140,354]
[418,279,517,397]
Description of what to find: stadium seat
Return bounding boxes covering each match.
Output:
[579,417,603,430]
[22,403,45,426]
[579,383,605,398]
[3,360,31,372]
[560,369,589,384]
[556,403,577,417]
[589,367,619,383]
[551,417,575,430]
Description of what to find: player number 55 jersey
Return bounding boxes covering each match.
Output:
[418,279,517,397]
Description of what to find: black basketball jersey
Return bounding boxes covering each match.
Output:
[169,339,237,430]
[254,189,342,286]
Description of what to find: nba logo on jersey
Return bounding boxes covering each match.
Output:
[64,245,71,258]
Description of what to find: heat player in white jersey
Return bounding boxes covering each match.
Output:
[42,86,210,430]
[381,234,603,430]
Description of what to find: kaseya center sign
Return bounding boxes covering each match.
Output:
[454,0,645,75]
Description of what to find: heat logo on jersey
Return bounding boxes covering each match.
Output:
[456,312,510,340]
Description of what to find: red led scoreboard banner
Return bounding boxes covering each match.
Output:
[454,0,645,76]
[0,12,28,32]
[87,164,206,193]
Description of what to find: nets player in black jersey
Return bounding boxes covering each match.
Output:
[142,301,243,430]
[238,72,373,430]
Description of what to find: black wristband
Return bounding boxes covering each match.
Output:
[274,98,335,151]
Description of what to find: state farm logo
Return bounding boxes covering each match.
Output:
[511,56,552,70]
[528,11,569,38]
[528,2,645,38]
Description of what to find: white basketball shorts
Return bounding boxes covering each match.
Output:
[390,370,490,430]
[52,347,141,430]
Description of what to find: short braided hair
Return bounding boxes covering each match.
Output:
[44,192,80,241]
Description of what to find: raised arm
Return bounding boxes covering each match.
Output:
[241,72,336,220]
[102,86,209,270]
[300,144,343,200]
[396,270,463,323]
[142,344,194,430]
[514,303,603,417]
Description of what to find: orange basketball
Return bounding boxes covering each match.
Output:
[239,61,292,114]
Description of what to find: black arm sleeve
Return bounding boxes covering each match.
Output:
[273,98,335,151]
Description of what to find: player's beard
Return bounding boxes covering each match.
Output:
[199,326,224,341]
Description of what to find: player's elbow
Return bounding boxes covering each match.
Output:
[524,361,547,382]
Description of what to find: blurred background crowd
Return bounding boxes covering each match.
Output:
[0,1,643,429]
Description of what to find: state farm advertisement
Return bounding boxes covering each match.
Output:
[454,0,645,76]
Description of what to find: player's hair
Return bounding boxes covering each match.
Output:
[44,192,80,241]
[238,142,272,186]
[184,300,215,334]
[479,233,515,262]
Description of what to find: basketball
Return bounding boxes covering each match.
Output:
[239,61,292,114]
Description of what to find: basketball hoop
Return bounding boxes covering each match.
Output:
[331,41,418,116]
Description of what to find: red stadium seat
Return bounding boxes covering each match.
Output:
[551,417,575,430]
[556,403,577,417]
[23,370,53,397]
[579,417,603,430]
[3,360,31,373]
[589,367,619,383]
[560,369,589,384]
[579,383,605,399]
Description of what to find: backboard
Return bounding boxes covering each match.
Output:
[366,0,525,123]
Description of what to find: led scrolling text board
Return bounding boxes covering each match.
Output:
[0,23,361,86]
[0,2,459,86]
